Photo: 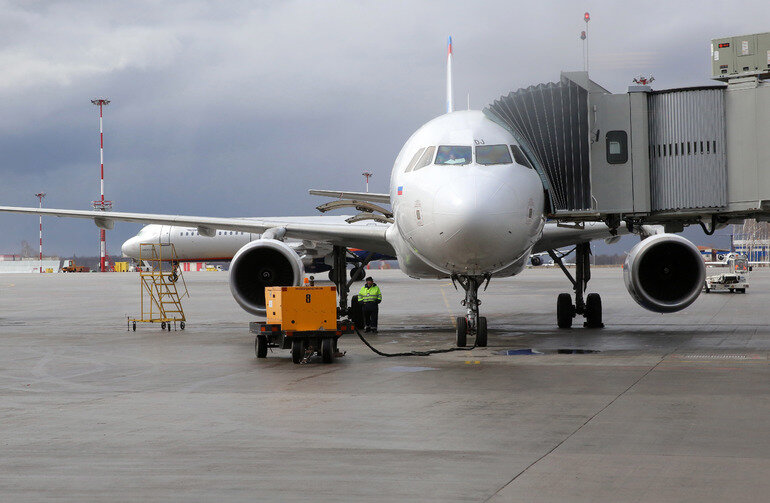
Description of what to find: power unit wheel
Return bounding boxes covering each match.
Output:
[291,339,305,364]
[321,338,334,363]
[584,293,603,328]
[557,293,574,329]
[738,288,746,293]
[161,322,166,330]
[180,321,185,330]
[476,317,488,347]
[255,335,268,358]
[456,317,468,347]
[132,321,136,332]
[167,323,171,332]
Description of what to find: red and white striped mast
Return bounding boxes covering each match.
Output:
[91,98,112,272]
[34,192,45,273]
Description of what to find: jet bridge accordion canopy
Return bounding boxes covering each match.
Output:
[484,76,592,214]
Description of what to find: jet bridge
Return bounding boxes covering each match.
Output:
[484,31,770,232]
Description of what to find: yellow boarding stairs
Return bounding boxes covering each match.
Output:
[128,243,189,332]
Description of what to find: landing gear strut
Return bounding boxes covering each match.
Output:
[548,243,603,329]
[451,274,489,347]
[329,246,375,320]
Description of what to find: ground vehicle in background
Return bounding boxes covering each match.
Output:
[61,260,90,273]
[704,255,749,293]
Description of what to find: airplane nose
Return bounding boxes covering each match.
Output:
[121,236,140,259]
[430,173,528,272]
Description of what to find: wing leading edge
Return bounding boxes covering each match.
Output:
[0,206,395,255]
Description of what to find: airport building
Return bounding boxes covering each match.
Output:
[733,219,770,263]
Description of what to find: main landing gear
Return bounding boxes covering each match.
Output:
[548,242,604,329]
[328,246,375,324]
[451,274,490,348]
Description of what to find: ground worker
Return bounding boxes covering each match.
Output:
[357,276,382,333]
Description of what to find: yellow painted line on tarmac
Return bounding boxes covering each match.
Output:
[464,360,481,365]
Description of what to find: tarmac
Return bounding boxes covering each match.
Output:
[1,267,769,502]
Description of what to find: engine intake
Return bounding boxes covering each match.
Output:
[623,233,705,313]
[229,239,304,316]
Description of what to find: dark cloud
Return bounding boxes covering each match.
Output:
[0,1,766,256]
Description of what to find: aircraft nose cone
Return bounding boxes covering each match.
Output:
[430,173,528,272]
[121,236,139,259]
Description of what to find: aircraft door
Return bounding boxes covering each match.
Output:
[159,226,172,245]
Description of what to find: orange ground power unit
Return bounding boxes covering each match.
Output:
[265,286,337,331]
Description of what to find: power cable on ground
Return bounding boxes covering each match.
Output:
[355,328,477,357]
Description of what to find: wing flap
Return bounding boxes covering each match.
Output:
[308,189,390,204]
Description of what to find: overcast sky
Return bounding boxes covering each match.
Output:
[0,0,764,257]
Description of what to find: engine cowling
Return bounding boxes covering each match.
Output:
[228,239,304,316]
[623,233,705,313]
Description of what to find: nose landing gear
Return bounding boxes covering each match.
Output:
[451,274,490,347]
[549,242,604,329]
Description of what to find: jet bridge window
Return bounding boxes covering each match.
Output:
[605,130,628,164]
[475,145,512,165]
[435,146,471,165]
[412,146,436,172]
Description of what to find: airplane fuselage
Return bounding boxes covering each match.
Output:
[122,110,546,281]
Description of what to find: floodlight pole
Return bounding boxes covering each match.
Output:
[362,171,373,193]
[584,12,590,73]
[91,98,112,272]
[34,192,46,273]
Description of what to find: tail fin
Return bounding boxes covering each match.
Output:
[446,36,454,114]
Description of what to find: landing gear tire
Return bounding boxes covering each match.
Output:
[476,317,488,347]
[321,338,334,363]
[456,317,468,347]
[291,339,305,364]
[557,293,574,329]
[584,293,604,328]
[350,267,366,281]
[255,335,268,359]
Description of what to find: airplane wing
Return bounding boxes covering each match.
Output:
[308,189,390,204]
[532,221,627,253]
[0,206,395,255]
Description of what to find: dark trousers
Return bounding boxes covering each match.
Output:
[362,303,378,329]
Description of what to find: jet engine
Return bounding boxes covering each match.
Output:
[229,239,304,316]
[623,233,705,313]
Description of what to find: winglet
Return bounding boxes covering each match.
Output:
[446,36,454,114]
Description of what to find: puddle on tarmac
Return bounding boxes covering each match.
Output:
[386,366,439,373]
[497,348,601,356]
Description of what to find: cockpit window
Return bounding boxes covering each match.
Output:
[475,145,512,165]
[435,146,471,165]
[405,147,425,172]
[412,146,435,171]
[510,145,534,169]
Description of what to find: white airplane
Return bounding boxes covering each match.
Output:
[0,37,707,346]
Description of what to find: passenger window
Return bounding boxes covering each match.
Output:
[405,148,425,172]
[510,145,533,169]
[413,146,436,171]
[606,130,628,164]
[435,145,471,165]
[476,145,512,165]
